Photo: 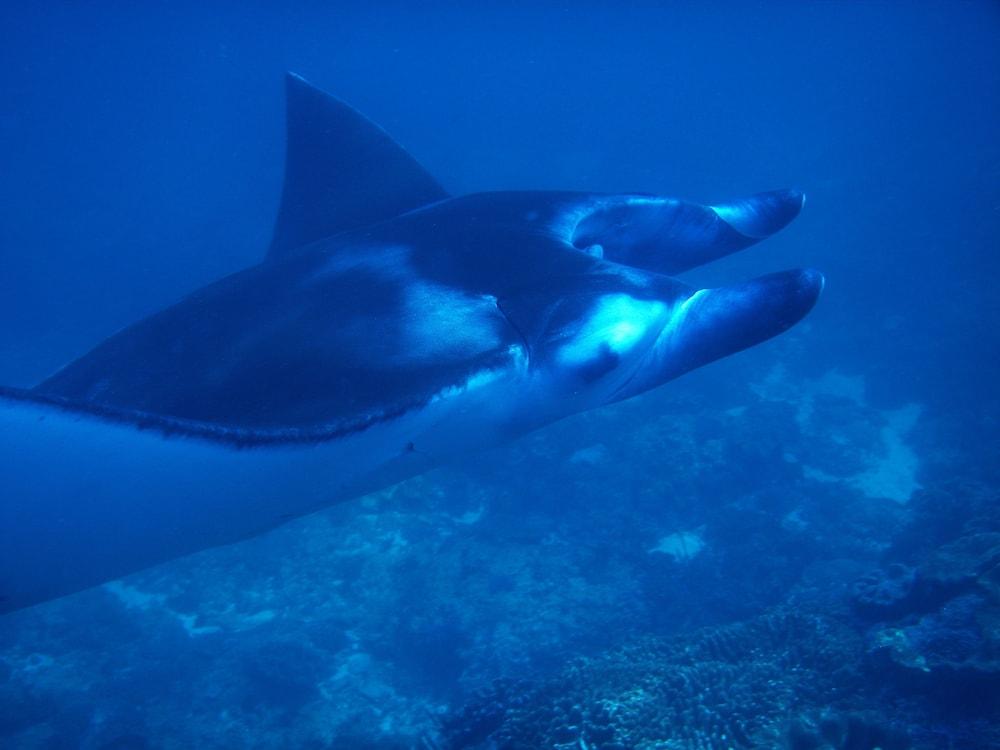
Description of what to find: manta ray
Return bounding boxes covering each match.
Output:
[0,74,822,614]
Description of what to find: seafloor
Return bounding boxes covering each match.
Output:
[1,349,997,748]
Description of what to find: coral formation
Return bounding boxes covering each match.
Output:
[441,609,877,749]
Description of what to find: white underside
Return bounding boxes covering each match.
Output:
[0,369,535,613]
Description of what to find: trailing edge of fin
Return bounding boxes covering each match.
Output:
[1,386,409,448]
[267,73,449,259]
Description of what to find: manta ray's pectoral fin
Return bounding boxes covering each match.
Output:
[267,74,449,259]
[565,189,804,276]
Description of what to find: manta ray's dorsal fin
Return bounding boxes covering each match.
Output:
[267,73,449,259]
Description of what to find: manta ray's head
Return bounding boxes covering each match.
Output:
[498,264,823,414]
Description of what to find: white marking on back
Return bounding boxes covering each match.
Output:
[403,280,505,363]
[306,243,412,284]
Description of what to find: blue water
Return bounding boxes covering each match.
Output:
[1,3,998,748]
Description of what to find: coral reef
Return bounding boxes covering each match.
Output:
[441,609,886,749]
